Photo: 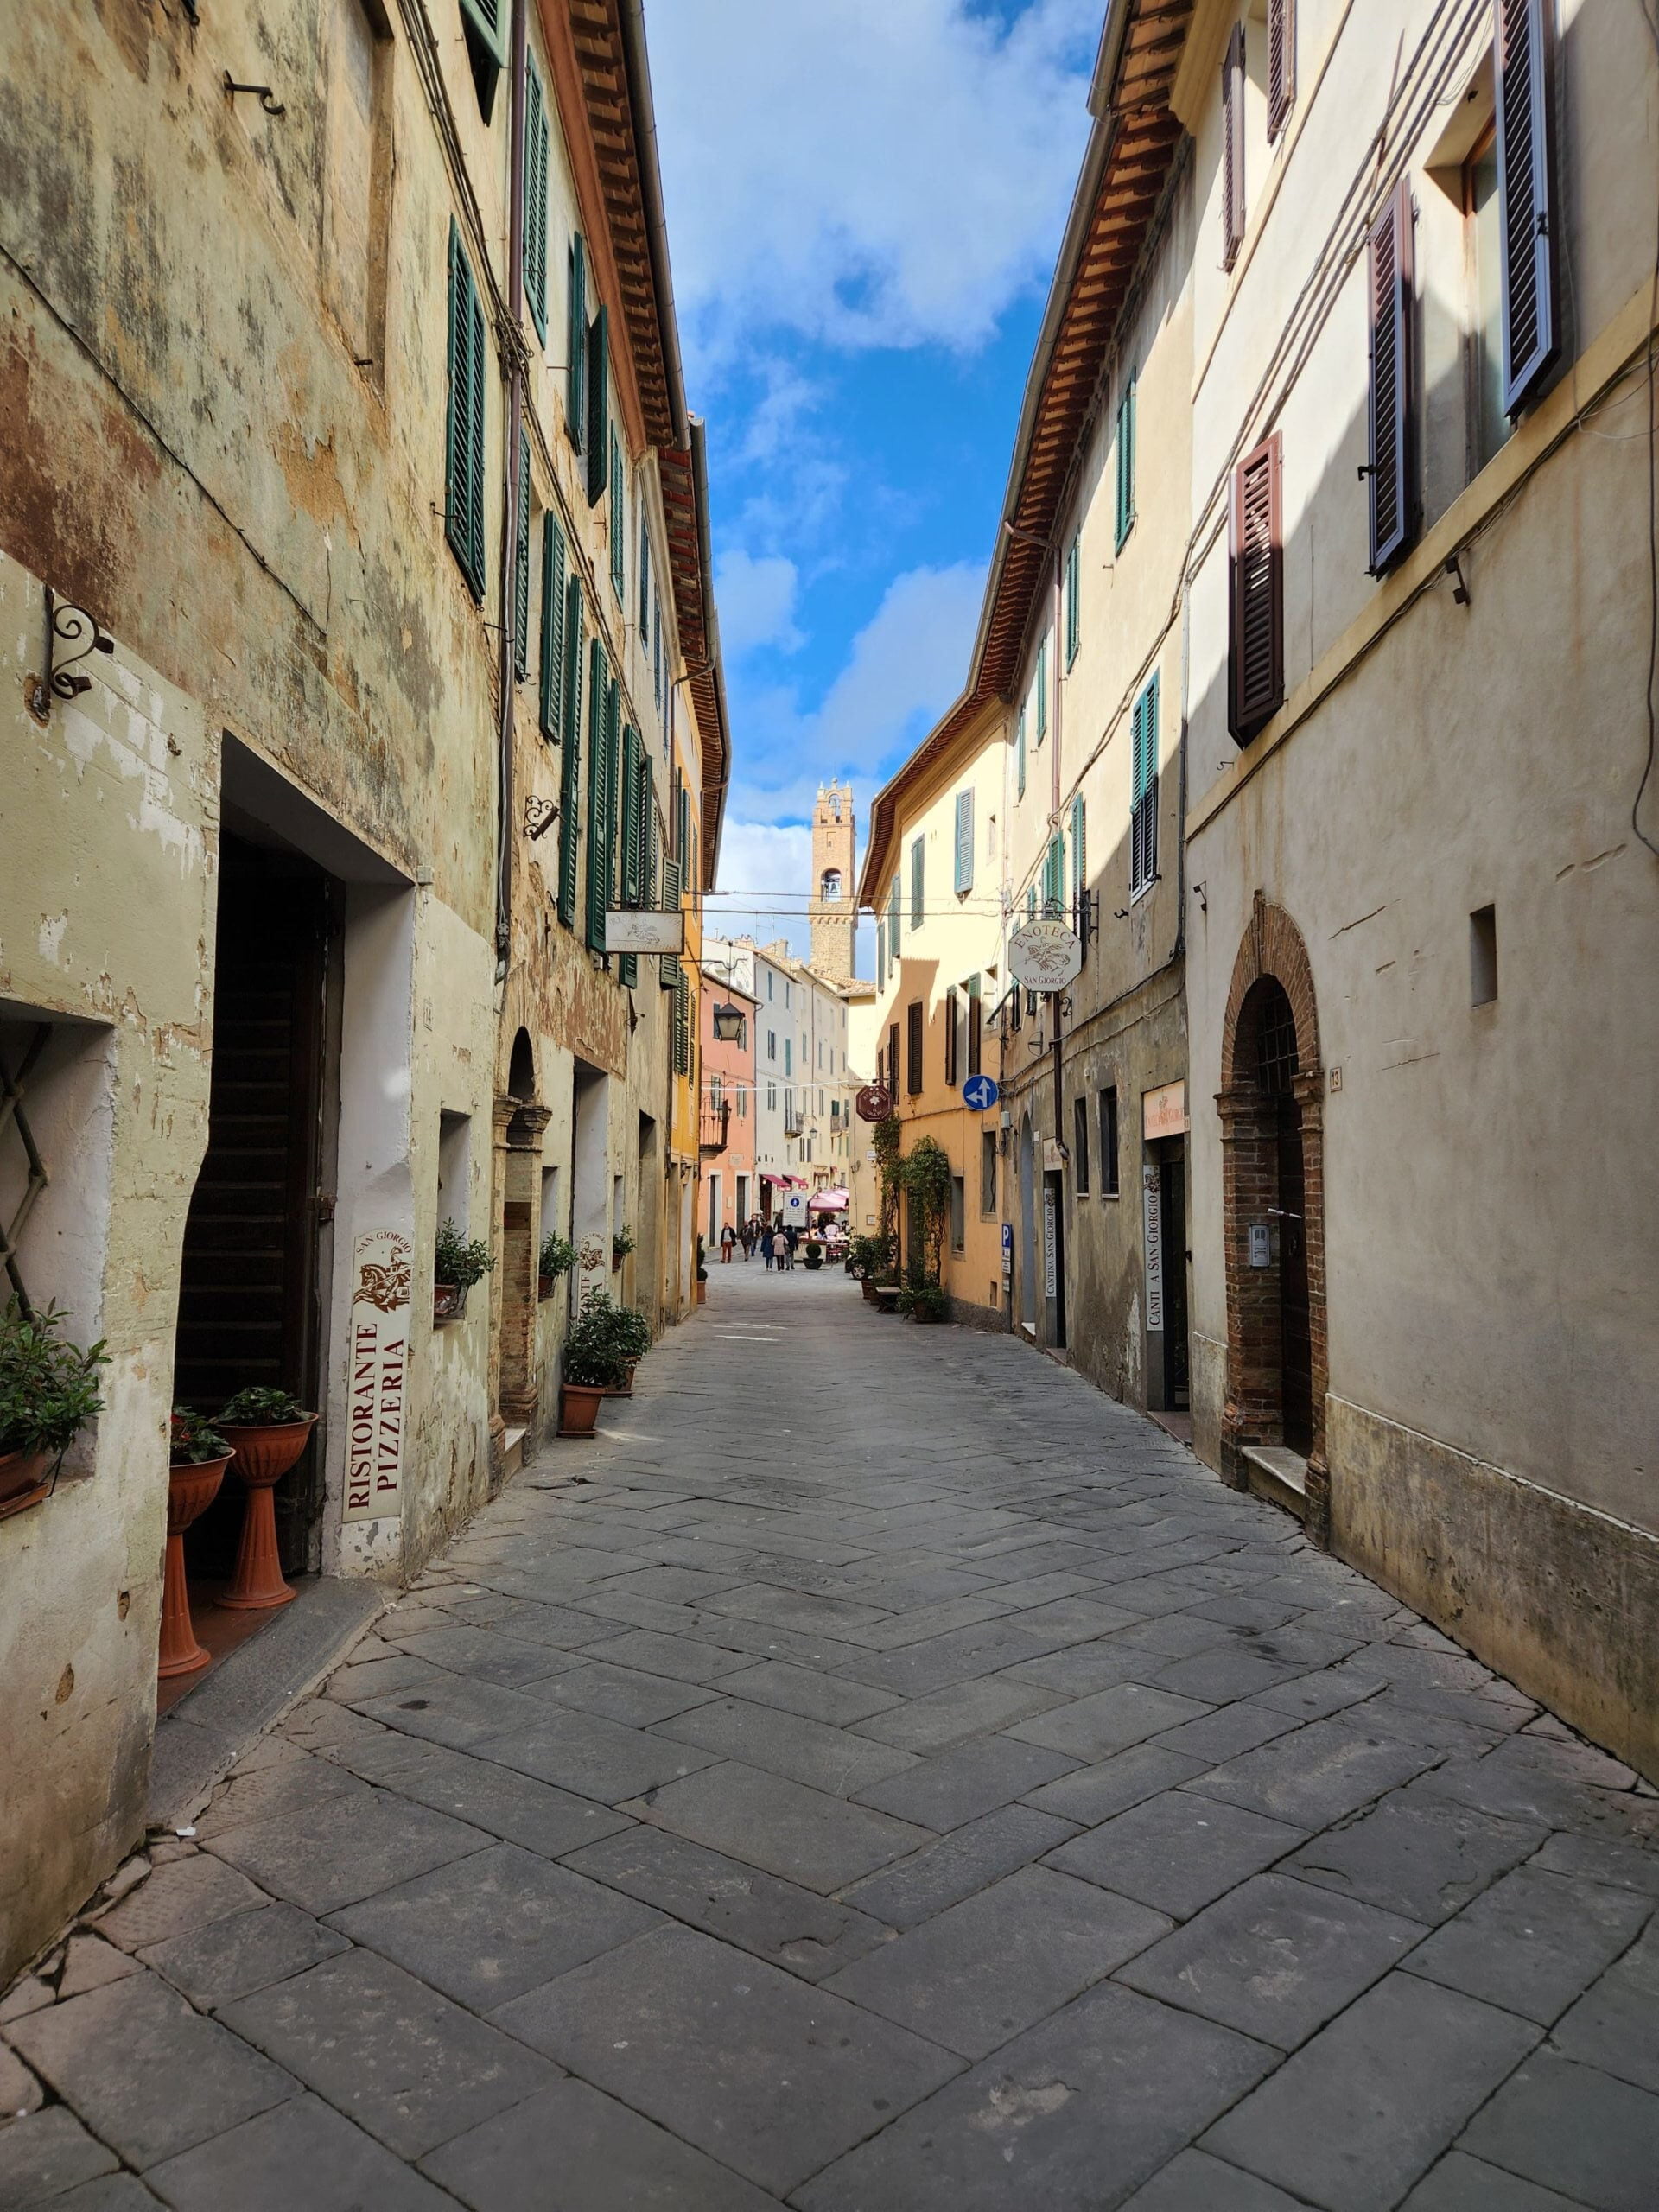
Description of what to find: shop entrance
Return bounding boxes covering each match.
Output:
[1147,1137,1191,1412]
[175,835,333,1586]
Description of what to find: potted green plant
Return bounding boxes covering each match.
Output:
[0,1300,107,1521]
[558,1297,628,1436]
[162,1408,232,1679]
[803,1237,823,1271]
[215,1386,316,1611]
[434,1218,493,1322]
[538,1231,576,1302]
[611,1225,636,1272]
[606,1303,652,1394]
[900,1281,950,1324]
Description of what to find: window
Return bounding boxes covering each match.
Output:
[459,0,505,122]
[1221,22,1245,270]
[443,222,487,601]
[537,513,564,738]
[652,590,664,709]
[1268,0,1296,140]
[821,868,842,899]
[1016,704,1027,798]
[785,1039,791,1077]
[906,1001,924,1095]
[886,1022,899,1100]
[1069,797,1087,932]
[1073,1096,1090,1193]
[1042,835,1064,918]
[954,789,975,894]
[524,67,550,340]
[322,0,390,375]
[1034,635,1049,746]
[876,928,885,993]
[1131,676,1159,900]
[1494,0,1559,415]
[1367,180,1416,575]
[887,876,900,964]
[512,433,531,679]
[1064,536,1081,666]
[766,969,773,1001]
[910,836,925,932]
[585,306,609,505]
[1099,1085,1120,1196]
[1465,125,1508,474]
[944,988,959,1088]
[968,976,982,1077]
[1115,371,1137,550]
[556,578,584,926]
[639,505,651,634]
[1470,905,1498,1005]
[609,433,626,596]
[1228,434,1283,742]
[981,1128,997,1215]
[566,233,587,449]
[766,1030,775,1062]
[583,642,617,951]
[950,1177,965,1254]
[767,1082,776,1109]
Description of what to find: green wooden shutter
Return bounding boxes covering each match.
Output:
[1027,886,1038,925]
[1116,372,1137,550]
[659,857,681,988]
[609,431,626,597]
[639,510,651,634]
[954,788,974,893]
[444,223,486,602]
[586,304,609,505]
[1043,836,1063,916]
[524,71,550,342]
[1065,536,1081,666]
[459,0,506,118]
[556,581,584,925]
[537,513,564,738]
[1035,636,1049,744]
[566,234,587,448]
[513,431,531,680]
[910,836,924,931]
[618,723,641,985]
[1016,702,1027,798]
[1131,673,1159,897]
[673,969,690,1073]
[586,647,613,950]
[888,875,899,960]
[1070,795,1086,925]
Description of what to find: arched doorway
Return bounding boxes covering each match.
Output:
[1218,899,1329,1540]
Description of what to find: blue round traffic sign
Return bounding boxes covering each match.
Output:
[962,1075,1000,1111]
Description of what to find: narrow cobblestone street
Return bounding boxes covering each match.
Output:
[5,1268,1658,2211]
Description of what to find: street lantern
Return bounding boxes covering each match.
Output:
[711,1001,746,1043]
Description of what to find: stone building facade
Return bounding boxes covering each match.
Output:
[0,0,726,1980]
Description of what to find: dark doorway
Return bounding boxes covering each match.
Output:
[1157,1140,1191,1411]
[175,836,331,1578]
[1043,1167,1066,1349]
[1255,979,1312,1452]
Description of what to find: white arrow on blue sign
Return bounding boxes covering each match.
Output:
[962,1075,1000,1111]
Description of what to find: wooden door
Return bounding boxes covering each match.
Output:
[1275,1098,1313,1452]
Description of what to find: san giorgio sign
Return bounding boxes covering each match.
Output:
[1008,918,1083,993]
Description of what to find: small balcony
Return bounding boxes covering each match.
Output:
[699,1101,730,1155]
[782,1106,804,1139]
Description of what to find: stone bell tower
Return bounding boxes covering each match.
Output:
[810,782,856,982]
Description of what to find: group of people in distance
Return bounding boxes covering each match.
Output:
[715,1215,845,1271]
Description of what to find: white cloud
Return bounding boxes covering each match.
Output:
[706,819,816,959]
[648,0,1097,372]
[714,550,804,660]
[727,560,987,824]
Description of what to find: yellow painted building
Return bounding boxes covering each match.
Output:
[858,702,1007,1324]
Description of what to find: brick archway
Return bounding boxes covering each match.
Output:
[1217,895,1330,1543]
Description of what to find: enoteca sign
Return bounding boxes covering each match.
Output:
[1008,918,1083,993]
[345,1228,410,1522]
[604,909,686,954]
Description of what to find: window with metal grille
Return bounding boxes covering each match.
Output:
[1228,434,1282,742]
[1099,1084,1120,1195]
[906,1001,924,1096]
[1131,675,1159,899]
[1268,0,1295,140]
[1073,1096,1090,1193]
[1367,179,1416,575]
[1255,985,1300,1097]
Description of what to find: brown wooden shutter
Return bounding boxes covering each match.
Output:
[1494,0,1559,414]
[1366,179,1416,575]
[1268,0,1295,141]
[944,989,958,1089]
[1229,432,1283,742]
[1222,22,1245,270]
[906,1002,924,1096]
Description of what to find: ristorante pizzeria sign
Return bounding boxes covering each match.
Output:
[345,1227,410,1522]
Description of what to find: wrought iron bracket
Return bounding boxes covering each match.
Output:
[224,72,285,116]
[524,795,558,840]
[29,589,113,721]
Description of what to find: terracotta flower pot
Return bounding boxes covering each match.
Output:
[860,1278,875,1302]
[219,1415,317,1610]
[559,1381,607,1437]
[604,1358,639,1400]
[0,1444,52,1522]
[160,1453,231,1678]
[695,1280,708,1304]
[538,1274,556,1302]
[434,1281,467,1322]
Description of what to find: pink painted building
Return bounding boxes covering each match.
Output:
[699,962,756,1251]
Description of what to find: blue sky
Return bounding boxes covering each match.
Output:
[647,0,1100,960]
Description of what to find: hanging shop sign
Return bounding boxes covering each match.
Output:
[605,908,685,954]
[1042,1185,1058,1298]
[1008,918,1083,993]
[1143,1166,1165,1335]
[1142,1079,1189,1140]
[344,1228,410,1523]
[855,1084,892,1122]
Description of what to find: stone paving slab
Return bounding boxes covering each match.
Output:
[7,1266,1658,2206]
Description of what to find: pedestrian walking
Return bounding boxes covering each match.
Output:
[772,1228,788,1272]
[720,1223,736,1264]
[762,1226,776,1270]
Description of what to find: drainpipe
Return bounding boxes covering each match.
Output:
[494,0,529,979]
